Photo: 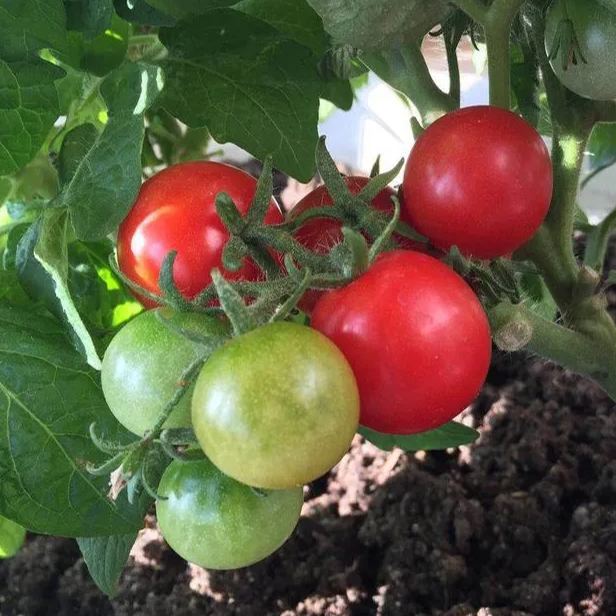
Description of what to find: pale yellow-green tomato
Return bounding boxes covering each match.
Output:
[191,321,360,489]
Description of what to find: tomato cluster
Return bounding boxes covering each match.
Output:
[103,105,552,570]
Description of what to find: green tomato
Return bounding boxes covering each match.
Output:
[156,458,303,569]
[546,0,616,100]
[101,308,227,436]
[191,322,360,490]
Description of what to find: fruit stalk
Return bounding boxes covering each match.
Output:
[453,0,527,108]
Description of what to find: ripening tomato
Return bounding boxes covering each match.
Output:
[311,250,492,434]
[157,458,303,570]
[402,106,553,259]
[545,0,616,101]
[289,176,418,312]
[117,161,283,307]
[191,322,359,489]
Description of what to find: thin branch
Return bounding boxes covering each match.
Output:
[489,301,616,398]
[362,45,455,125]
[450,0,486,23]
[444,29,461,104]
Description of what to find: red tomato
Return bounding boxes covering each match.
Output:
[402,106,552,259]
[311,250,492,434]
[117,162,283,307]
[289,177,418,312]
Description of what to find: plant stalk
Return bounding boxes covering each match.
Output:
[490,301,616,399]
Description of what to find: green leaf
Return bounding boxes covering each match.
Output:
[7,153,60,204]
[65,0,114,39]
[160,10,320,181]
[78,14,130,77]
[114,0,176,25]
[149,0,331,53]
[56,62,163,240]
[235,0,330,55]
[510,43,540,128]
[574,205,592,232]
[0,514,26,559]
[0,304,144,537]
[0,0,68,175]
[77,532,137,596]
[0,178,12,204]
[0,59,65,175]
[146,0,235,19]
[3,223,25,270]
[15,214,102,368]
[34,208,102,369]
[0,0,68,61]
[58,123,99,185]
[306,0,451,50]
[55,66,91,117]
[320,77,353,110]
[0,270,30,306]
[584,123,616,187]
[359,422,479,452]
[15,220,63,314]
[58,12,130,78]
[10,214,135,335]
[520,272,558,322]
[583,208,616,271]
[68,240,140,332]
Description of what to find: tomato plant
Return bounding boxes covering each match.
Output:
[545,0,616,101]
[117,161,283,306]
[402,106,553,259]
[312,251,492,434]
[4,0,616,597]
[156,458,303,570]
[192,321,359,489]
[101,308,228,436]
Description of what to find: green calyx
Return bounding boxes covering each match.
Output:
[546,16,588,71]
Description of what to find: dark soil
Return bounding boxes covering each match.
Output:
[1,351,615,616]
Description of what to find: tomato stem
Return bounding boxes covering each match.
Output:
[518,129,590,309]
[444,24,462,105]
[363,46,456,126]
[453,0,526,109]
[489,301,616,399]
[149,355,211,436]
[484,21,513,109]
